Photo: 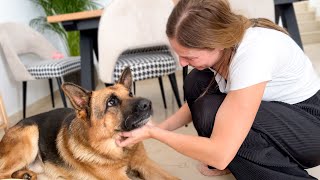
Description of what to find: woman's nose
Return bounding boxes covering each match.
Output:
[179,58,189,67]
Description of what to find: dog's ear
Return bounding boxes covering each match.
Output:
[118,67,133,90]
[61,82,91,111]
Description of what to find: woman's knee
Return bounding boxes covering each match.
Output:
[184,69,215,105]
[190,94,225,137]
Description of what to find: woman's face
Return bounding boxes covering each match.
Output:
[169,38,224,70]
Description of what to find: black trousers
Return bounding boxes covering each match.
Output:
[184,69,320,180]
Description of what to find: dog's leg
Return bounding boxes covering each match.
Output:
[129,144,179,180]
[0,125,39,179]
[133,158,180,180]
[42,162,73,179]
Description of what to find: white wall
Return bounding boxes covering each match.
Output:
[0,0,110,117]
[309,0,320,18]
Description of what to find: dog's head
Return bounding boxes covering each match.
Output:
[62,67,153,138]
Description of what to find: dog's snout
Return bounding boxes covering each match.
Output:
[137,99,152,111]
[122,98,153,131]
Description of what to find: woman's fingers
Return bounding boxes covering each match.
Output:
[116,138,133,147]
[120,131,132,138]
[115,131,138,147]
[115,124,153,147]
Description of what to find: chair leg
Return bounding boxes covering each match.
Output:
[133,82,136,95]
[158,77,167,109]
[168,73,182,108]
[49,79,55,108]
[56,78,67,108]
[105,83,113,87]
[183,66,188,101]
[22,81,27,119]
[0,95,9,131]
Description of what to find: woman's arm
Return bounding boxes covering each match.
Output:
[209,81,266,168]
[157,103,192,131]
[118,82,266,170]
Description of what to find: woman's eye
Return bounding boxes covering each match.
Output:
[107,98,118,107]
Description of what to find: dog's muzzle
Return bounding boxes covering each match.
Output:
[121,98,153,131]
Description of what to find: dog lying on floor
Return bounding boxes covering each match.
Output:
[0,67,179,180]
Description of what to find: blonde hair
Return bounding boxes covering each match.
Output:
[166,0,288,49]
[166,0,288,98]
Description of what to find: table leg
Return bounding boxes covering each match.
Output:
[80,30,95,90]
[276,4,304,50]
[92,30,99,60]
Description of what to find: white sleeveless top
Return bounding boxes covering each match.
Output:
[212,27,320,104]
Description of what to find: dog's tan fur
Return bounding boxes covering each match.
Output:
[0,68,179,180]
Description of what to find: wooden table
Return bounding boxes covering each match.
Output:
[48,10,103,90]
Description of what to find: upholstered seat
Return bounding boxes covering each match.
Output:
[25,56,80,79]
[114,46,176,82]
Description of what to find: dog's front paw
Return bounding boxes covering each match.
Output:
[12,169,37,180]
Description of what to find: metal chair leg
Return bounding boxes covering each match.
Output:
[105,83,113,87]
[49,79,55,108]
[183,66,188,101]
[22,81,27,119]
[158,77,167,109]
[56,78,67,108]
[133,82,136,95]
[168,73,182,108]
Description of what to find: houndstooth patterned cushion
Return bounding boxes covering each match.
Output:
[113,46,176,82]
[26,56,81,79]
[121,46,170,55]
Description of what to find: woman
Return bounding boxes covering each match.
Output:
[116,0,320,179]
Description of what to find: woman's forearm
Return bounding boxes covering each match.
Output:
[149,125,229,170]
[157,103,192,131]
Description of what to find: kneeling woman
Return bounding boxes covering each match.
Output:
[116,0,320,179]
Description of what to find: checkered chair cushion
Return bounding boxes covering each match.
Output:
[25,56,81,79]
[113,46,177,82]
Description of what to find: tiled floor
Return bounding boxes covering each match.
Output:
[1,43,320,179]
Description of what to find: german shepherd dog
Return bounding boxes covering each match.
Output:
[0,67,179,180]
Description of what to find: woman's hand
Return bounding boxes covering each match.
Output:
[116,121,155,147]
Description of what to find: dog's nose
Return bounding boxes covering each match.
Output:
[137,99,152,111]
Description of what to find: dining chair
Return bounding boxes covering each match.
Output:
[0,94,8,131]
[0,22,81,118]
[98,0,182,108]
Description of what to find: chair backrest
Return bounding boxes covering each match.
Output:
[0,22,58,81]
[0,94,8,131]
[228,0,275,22]
[98,0,176,83]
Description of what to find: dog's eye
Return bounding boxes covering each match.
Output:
[129,92,133,97]
[107,97,119,107]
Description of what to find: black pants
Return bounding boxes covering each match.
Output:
[184,69,320,180]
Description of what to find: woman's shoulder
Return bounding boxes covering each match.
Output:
[242,27,293,46]
[236,27,300,58]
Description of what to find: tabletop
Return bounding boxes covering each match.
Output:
[47,9,103,23]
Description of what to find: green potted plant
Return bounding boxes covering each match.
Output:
[30,0,100,56]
